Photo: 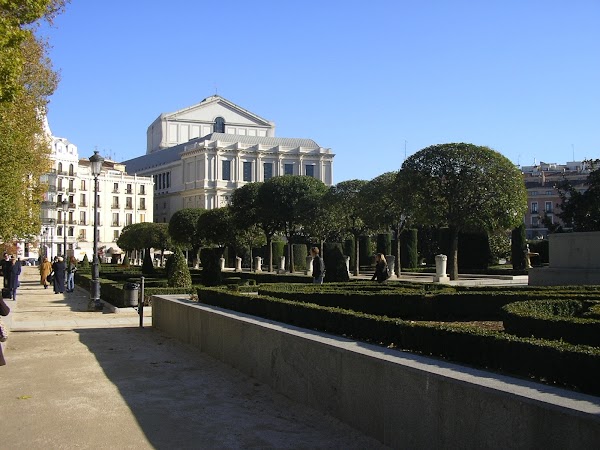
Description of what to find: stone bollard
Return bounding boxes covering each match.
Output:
[278,256,286,274]
[305,256,313,275]
[254,256,263,273]
[433,254,450,283]
[345,256,351,276]
[386,255,397,279]
[235,256,242,272]
[219,257,226,271]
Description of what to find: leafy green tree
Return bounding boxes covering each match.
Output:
[117,222,170,273]
[196,207,234,258]
[325,180,369,276]
[360,171,411,275]
[167,249,192,288]
[229,183,265,268]
[555,159,600,231]
[168,208,205,268]
[0,1,67,240]
[400,143,527,280]
[258,176,328,273]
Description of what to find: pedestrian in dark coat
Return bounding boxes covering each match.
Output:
[52,256,66,294]
[8,256,21,300]
[1,253,10,289]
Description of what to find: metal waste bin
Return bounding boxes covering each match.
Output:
[123,282,139,307]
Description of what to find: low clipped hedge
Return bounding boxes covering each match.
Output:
[503,299,600,346]
[197,286,600,396]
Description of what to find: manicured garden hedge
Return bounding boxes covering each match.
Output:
[197,286,600,396]
[503,299,600,346]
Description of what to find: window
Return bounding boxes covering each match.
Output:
[69,164,74,176]
[126,197,133,209]
[545,190,553,195]
[531,202,538,214]
[113,183,119,193]
[140,185,145,195]
[58,226,64,237]
[166,172,170,188]
[305,165,315,177]
[264,162,273,180]
[80,194,86,207]
[112,213,119,227]
[78,229,86,241]
[140,198,146,210]
[532,216,539,227]
[243,162,252,182]
[531,191,538,196]
[545,201,553,213]
[81,180,86,190]
[58,162,63,173]
[140,214,145,223]
[114,230,119,240]
[222,160,231,181]
[126,213,133,226]
[284,163,294,175]
[546,214,554,224]
[68,179,74,192]
[112,196,119,209]
[68,227,74,237]
[126,184,132,194]
[214,117,225,133]
[80,211,86,226]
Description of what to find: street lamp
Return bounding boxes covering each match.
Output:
[89,150,104,311]
[62,199,69,259]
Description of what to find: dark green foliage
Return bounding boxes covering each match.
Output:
[438,229,491,271]
[555,159,600,231]
[376,233,392,256]
[168,249,192,288]
[527,239,549,265]
[511,224,527,270]
[200,248,223,286]
[81,254,90,269]
[503,300,600,346]
[359,235,371,266]
[400,229,418,269]
[165,253,175,278]
[142,250,155,275]
[272,241,285,264]
[293,243,307,271]
[323,242,349,282]
[122,254,130,267]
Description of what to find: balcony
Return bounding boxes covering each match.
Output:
[112,189,120,194]
[125,189,133,194]
[79,202,87,207]
[111,222,120,227]
[125,204,133,210]
[79,220,87,225]
[139,206,146,210]
[111,204,120,210]
[68,188,77,193]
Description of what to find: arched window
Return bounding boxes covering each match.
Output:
[69,164,74,176]
[214,117,225,133]
[58,162,63,173]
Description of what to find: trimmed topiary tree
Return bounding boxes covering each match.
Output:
[121,254,130,268]
[323,242,350,282]
[168,249,192,288]
[201,247,223,286]
[511,224,527,270]
[293,243,308,271]
[142,250,155,275]
[81,254,90,269]
[400,228,419,269]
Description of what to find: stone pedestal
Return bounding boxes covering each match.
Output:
[386,255,397,279]
[219,257,225,271]
[254,256,263,273]
[433,254,450,283]
[344,256,350,276]
[234,256,242,272]
[305,256,313,275]
[278,256,286,274]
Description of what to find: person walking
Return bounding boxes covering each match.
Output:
[371,253,390,283]
[1,253,10,289]
[52,256,66,294]
[310,247,325,284]
[66,256,77,292]
[40,257,52,289]
[8,255,22,301]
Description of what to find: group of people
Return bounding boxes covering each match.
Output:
[310,247,390,284]
[1,253,22,301]
[39,255,77,294]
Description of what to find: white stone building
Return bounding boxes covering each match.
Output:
[124,95,335,223]
[39,129,154,262]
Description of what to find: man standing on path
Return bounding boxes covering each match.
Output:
[310,247,325,284]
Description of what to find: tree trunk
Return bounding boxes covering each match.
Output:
[353,233,360,276]
[267,236,273,272]
[449,226,459,280]
[396,228,402,276]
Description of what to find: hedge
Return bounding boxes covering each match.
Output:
[197,286,600,396]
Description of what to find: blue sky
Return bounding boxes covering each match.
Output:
[40,0,599,182]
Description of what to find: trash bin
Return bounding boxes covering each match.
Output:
[123,282,139,307]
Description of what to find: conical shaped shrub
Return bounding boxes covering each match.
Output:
[168,249,192,288]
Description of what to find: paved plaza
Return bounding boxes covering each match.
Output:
[0,267,387,449]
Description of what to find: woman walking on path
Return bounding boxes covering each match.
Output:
[66,256,77,292]
[40,257,52,289]
[52,256,66,294]
[371,253,390,283]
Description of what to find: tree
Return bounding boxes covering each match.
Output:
[0,1,66,241]
[229,183,265,268]
[325,180,369,276]
[360,171,411,275]
[167,249,192,288]
[197,207,234,250]
[117,222,170,272]
[258,176,328,273]
[400,143,527,280]
[555,159,600,231]
[168,208,205,268]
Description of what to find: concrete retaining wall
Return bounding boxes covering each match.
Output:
[153,296,600,449]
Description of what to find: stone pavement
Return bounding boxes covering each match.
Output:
[0,267,387,449]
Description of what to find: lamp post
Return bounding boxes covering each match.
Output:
[61,199,69,259]
[43,228,48,258]
[89,150,104,311]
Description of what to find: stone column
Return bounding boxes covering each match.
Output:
[345,256,350,276]
[235,256,242,272]
[254,256,263,273]
[433,254,450,283]
[278,256,286,274]
[305,256,313,275]
[219,257,226,271]
[386,255,396,279]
